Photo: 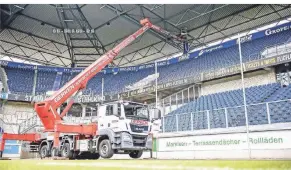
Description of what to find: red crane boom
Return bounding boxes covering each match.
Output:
[34,18,152,131]
[0,18,184,154]
[34,18,183,132]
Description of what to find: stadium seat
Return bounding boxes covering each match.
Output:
[163,83,291,132]
[3,29,291,96]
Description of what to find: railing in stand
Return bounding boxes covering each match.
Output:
[162,98,291,133]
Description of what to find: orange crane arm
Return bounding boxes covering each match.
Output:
[34,18,183,131]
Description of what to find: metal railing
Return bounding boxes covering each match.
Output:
[18,114,42,133]
[249,42,291,61]
[162,99,291,133]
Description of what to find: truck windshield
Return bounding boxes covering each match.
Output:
[124,104,149,120]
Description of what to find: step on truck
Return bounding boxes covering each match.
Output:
[0,18,184,159]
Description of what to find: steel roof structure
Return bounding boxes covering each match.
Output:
[0,4,291,67]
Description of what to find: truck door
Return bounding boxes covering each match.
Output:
[98,104,119,130]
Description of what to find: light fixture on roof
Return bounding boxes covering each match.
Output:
[14,5,24,9]
[100,5,106,9]
[180,27,188,36]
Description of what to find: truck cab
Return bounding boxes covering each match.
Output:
[87,100,160,159]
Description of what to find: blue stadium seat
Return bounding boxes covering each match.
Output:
[4,67,34,95]
[3,29,291,96]
[163,83,291,132]
[35,71,57,95]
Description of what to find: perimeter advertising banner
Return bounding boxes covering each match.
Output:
[154,130,291,152]
[202,53,290,81]
[0,134,20,155]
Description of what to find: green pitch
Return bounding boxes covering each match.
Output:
[0,159,290,170]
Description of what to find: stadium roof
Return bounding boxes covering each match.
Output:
[0,4,291,67]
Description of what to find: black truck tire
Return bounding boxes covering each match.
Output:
[51,147,59,157]
[61,143,73,159]
[129,150,143,159]
[39,145,49,159]
[98,139,114,159]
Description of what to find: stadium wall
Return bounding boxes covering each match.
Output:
[0,101,34,133]
[201,68,277,96]
[153,124,291,159]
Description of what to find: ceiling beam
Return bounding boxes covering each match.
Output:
[67,4,102,55]
[104,4,183,51]
[2,4,29,27]
[0,39,70,61]
[104,5,261,66]
[187,4,291,49]
[75,4,106,53]
[0,52,64,66]
[93,5,139,31]
[138,4,207,47]
[119,5,291,66]
[55,4,75,67]
[74,53,98,55]
[19,13,62,29]
[7,26,67,48]
[186,5,260,33]
[72,46,102,48]
[175,4,229,27]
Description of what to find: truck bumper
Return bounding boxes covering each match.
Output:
[119,147,151,151]
[117,132,152,150]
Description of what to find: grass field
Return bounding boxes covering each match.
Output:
[0,159,291,170]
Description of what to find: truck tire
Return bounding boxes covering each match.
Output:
[51,147,59,157]
[61,143,73,159]
[129,150,143,159]
[98,139,114,159]
[39,145,49,159]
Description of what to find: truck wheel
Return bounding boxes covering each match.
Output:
[98,139,114,159]
[51,147,59,157]
[39,145,49,159]
[61,143,73,159]
[129,150,143,159]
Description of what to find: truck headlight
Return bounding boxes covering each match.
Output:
[122,134,131,141]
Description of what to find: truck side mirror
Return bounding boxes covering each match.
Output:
[152,108,161,120]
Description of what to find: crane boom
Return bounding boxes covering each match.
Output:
[34,18,183,131]
[0,18,184,157]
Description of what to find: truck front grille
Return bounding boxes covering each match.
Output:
[129,124,148,133]
[132,135,147,147]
